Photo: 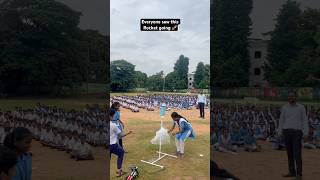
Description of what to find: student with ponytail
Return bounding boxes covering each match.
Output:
[168,112,196,158]
[4,127,33,180]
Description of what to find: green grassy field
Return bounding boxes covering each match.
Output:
[110,119,210,180]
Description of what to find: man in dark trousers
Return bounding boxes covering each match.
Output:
[197,90,206,119]
[278,91,309,180]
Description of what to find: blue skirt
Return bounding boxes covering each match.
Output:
[176,129,196,141]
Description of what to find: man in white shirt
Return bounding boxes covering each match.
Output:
[197,90,206,119]
[278,91,308,179]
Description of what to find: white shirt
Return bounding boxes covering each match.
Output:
[54,134,62,145]
[197,94,206,103]
[110,122,121,145]
[68,138,76,150]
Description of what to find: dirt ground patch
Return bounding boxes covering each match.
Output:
[213,141,320,180]
[29,107,209,180]
[32,140,107,180]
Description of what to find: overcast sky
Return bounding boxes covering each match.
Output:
[110,0,210,76]
[55,0,320,75]
[57,0,108,35]
[251,0,320,39]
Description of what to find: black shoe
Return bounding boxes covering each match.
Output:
[282,173,295,177]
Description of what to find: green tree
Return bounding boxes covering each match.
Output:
[172,55,189,89]
[147,71,164,91]
[263,0,302,85]
[0,0,87,95]
[200,64,210,89]
[134,71,147,88]
[110,60,135,91]
[212,0,252,87]
[194,62,206,88]
[165,72,178,91]
[81,30,108,84]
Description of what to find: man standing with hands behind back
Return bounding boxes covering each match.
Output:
[278,91,309,180]
[197,90,206,119]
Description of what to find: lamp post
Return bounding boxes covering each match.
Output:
[163,74,166,92]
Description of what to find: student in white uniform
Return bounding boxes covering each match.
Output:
[109,109,132,177]
[70,134,94,161]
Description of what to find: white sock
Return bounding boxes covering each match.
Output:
[175,139,181,152]
[180,140,185,154]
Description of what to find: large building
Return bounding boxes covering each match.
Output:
[188,73,195,89]
[249,38,269,87]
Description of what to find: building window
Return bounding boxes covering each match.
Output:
[254,68,261,76]
[189,78,192,80]
[254,51,261,59]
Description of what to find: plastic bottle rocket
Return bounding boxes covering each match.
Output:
[160,103,166,117]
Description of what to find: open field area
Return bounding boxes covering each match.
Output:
[213,141,320,180]
[110,107,210,180]
[0,98,108,180]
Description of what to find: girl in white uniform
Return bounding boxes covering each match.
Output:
[168,112,196,158]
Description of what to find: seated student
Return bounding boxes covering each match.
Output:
[0,146,18,180]
[313,127,320,148]
[270,134,285,150]
[66,133,76,153]
[239,124,249,140]
[217,128,237,153]
[230,125,243,146]
[52,130,62,150]
[46,127,55,148]
[40,126,48,146]
[244,130,260,152]
[253,124,265,140]
[96,128,107,146]
[58,133,67,151]
[303,128,316,149]
[70,135,94,161]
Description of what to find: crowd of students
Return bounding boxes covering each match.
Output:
[0,103,109,161]
[111,94,209,113]
[211,103,320,153]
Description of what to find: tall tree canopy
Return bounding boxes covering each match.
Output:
[194,62,206,88]
[147,71,164,91]
[212,0,252,87]
[0,0,92,95]
[263,0,302,86]
[110,60,135,91]
[264,1,320,87]
[134,71,147,88]
[172,55,189,89]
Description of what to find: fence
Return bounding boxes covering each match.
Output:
[212,87,320,101]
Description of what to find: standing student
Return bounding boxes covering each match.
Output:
[109,109,132,177]
[0,146,18,180]
[168,112,196,158]
[3,127,33,180]
[110,102,125,149]
[278,91,308,179]
[197,90,206,119]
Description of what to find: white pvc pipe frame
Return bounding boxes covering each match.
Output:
[140,117,178,168]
